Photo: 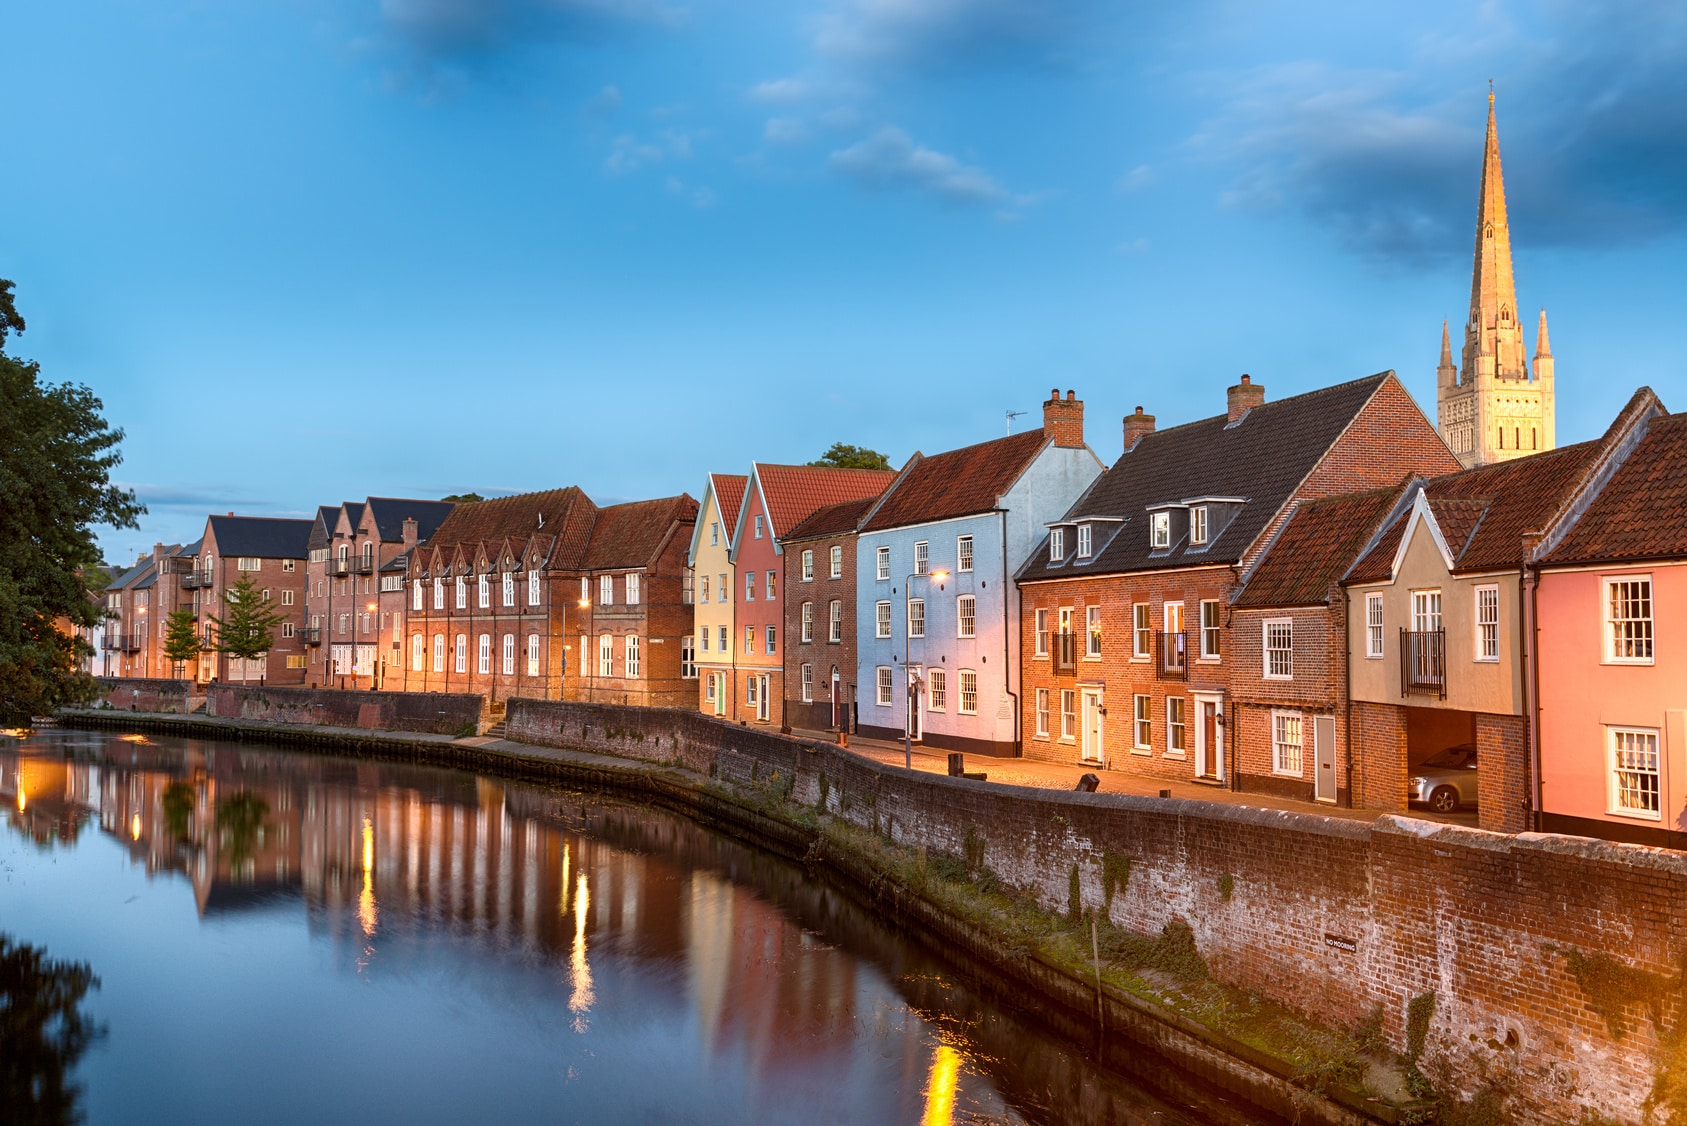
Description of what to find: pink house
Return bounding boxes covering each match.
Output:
[1535,401,1687,847]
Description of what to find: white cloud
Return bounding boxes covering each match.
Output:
[812,0,1100,67]
[828,126,1016,206]
[1115,164,1153,193]
[764,117,809,145]
[665,176,718,208]
[749,77,810,103]
[605,129,695,174]
[586,85,623,115]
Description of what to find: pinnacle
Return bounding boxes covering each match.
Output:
[1440,320,1454,367]
[1536,309,1551,358]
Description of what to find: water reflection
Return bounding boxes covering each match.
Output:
[1,732,1226,1126]
[0,936,106,1126]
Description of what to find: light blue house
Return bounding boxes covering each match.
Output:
[854,391,1103,755]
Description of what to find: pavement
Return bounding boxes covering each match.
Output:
[792,726,1481,829]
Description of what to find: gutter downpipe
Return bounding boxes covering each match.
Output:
[1521,534,1544,832]
[1000,509,1021,758]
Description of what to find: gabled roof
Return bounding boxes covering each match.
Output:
[381,547,413,574]
[173,538,203,559]
[1236,481,1414,609]
[742,464,898,545]
[106,558,155,591]
[1019,374,1395,582]
[711,474,749,536]
[307,505,342,551]
[581,494,698,571]
[206,515,313,560]
[861,429,1048,534]
[1543,413,1687,566]
[364,497,455,543]
[341,501,366,531]
[425,488,597,571]
[785,496,875,542]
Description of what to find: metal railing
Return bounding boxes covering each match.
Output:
[180,571,213,589]
[1400,628,1446,698]
[1157,631,1189,680]
[1054,631,1078,673]
[300,627,323,646]
[331,560,351,576]
[352,557,375,574]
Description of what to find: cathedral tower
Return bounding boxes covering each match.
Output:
[1436,91,1556,468]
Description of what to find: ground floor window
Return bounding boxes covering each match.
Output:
[1167,696,1187,755]
[704,672,716,702]
[412,634,424,672]
[1035,688,1049,737]
[681,635,695,679]
[1134,694,1152,751]
[928,669,946,711]
[747,676,759,707]
[1060,689,1076,741]
[1610,727,1661,819]
[801,663,813,702]
[876,667,893,706]
[454,634,467,674]
[958,670,977,715]
[527,634,541,676]
[1273,711,1304,775]
[478,633,492,675]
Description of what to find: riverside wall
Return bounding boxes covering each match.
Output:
[506,697,1682,1126]
[92,677,194,714]
[206,685,483,736]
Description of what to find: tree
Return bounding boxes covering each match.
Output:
[807,443,891,470]
[0,936,105,1125]
[0,279,143,725]
[161,608,201,679]
[208,574,287,685]
[441,492,484,503]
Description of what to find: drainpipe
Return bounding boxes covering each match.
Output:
[1521,533,1544,831]
[999,509,1021,758]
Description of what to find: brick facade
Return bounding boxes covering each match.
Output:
[782,523,863,733]
[199,516,312,685]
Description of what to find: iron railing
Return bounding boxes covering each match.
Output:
[1157,631,1189,680]
[300,627,323,646]
[1400,628,1446,698]
[180,571,213,589]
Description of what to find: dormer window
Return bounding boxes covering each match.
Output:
[1190,506,1208,546]
[1151,512,1171,549]
[1076,524,1092,559]
[1049,528,1065,562]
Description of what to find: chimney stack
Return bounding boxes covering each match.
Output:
[402,517,419,548]
[1227,374,1265,423]
[1122,406,1156,453]
[1042,388,1085,448]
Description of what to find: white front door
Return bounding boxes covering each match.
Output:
[1314,715,1338,803]
[1080,690,1105,764]
[1194,693,1225,782]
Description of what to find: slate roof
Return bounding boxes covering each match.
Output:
[751,464,898,540]
[342,501,366,531]
[785,496,876,542]
[365,497,455,543]
[1235,482,1412,609]
[106,558,155,591]
[1544,413,1687,565]
[1019,374,1393,582]
[307,506,342,551]
[206,515,313,560]
[861,430,1048,534]
[709,474,749,536]
[425,488,597,571]
[580,495,699,570]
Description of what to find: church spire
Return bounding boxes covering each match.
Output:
[1535,308,1551,358]
[1463,87,1529,383]
[1438,318,1457,390]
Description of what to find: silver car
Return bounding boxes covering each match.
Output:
[1409,744,1478,813]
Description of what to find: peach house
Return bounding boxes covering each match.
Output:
[1535,402,1687,847]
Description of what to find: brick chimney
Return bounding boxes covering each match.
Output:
[1227,374,1265,423]
[1122,406,1156,452]
[1043,388,1085,448]
[402,517,419,548]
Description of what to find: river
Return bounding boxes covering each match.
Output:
[2,728,1245,1125]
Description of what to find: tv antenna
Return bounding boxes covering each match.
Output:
[1006,409,1028,434]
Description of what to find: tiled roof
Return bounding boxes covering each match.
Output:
[860,430,1047,533]
[173,538,203,558]
[581,494,699,570]
[307,506,342,551]
[1346,439,1605,581]
[206,515,313,560]
[106,559,155,591]
[785,496,875,542]
[426,487,597,571]
[711,474,749,535]
[1019,374,1392,582]
[364,497,455,543]
[1236,482,1411,608]
[753,464,898,540]
[342,501,366,531]
[1545,413,1687,565]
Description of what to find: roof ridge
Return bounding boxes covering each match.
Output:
[1129,372,1391,445]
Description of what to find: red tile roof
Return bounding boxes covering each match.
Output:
[581,494,699,570]
[427,487,597,570]
[1237,481,1411,608]
[861,429,1049,533]
[784,496,875,542]
[709,474,749,538]
[1544,413,1687,565]
[751,464,898,541]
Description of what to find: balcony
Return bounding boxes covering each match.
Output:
[351,558,375,575]
[106,634,142,653]
[1400,629,1446,699]
[300,627,323,646]
[331,560,350,576]
[180,571,213,590]
[1156,631,1189,681]
[1053,631,1078,674]
[101,634,121,651]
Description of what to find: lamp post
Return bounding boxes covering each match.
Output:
[903,568,949,769]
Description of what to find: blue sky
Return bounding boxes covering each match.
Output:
[3,0,1684,562]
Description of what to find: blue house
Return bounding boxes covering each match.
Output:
[854,390,1103,756]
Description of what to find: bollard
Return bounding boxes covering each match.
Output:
[1075,772,1100,793]
[947,752,965,777]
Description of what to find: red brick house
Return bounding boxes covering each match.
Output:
[1015,372,1460,785]
[780,496,877,733]
[198,514,314,684]
[403,488,698,707]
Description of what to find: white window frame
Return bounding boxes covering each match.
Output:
[765,625,776,655]
[1034,688,1050,737]
[1059,688,1075,741]
[1132,603,1151,659]
[600,575,614,607]
[411,634,424,672]
[907,598,925,639]
[454,576,466,609]
[434,577,444,610]
[710,522,719,546]
[927,668,946,711]
[1264,618,1293,680]
[1167,695,1187,756]
[828,600,843,643]
[626,574,641,605]
[1076,523,1092,559]
[1086,605,1102,658]
[754,514,764,539]
[1412,589,1442,633]
[528,570,541,606]
[956,535,973,573]
[527,634,541,677]
[454,634,467,674]
[1475,584,1500,662]
[477,633,491,674]
[1133,694,1152,752]
[502,633,515,675]
[680,635,695,679]
[913,541,929,575]
[1608,726,1662,820]
[875,601,892,639]
[801,662,813,702]
[765,571,775,600]
[1034,608,1049,657]
[1272,710,1305,776]
[801,550,814,582]
[829,545,843,579]
[957,595,976,639]
[958,670,978,716]
[502,572,515,607]
[801,601,814,643]
[625,634,640,678]
[1190,505,1208,546]
[1365,593,1384,659]
[433,633,445,672]
[1199,600,1220,660]
[1049,528,1064,562]
[745,571,755,602]
[478,574,490,609]
[876,546,890,581]
[412,580,423,611]
[599,633,614,676]
[743,626,755,655]
[1604,576,1655,664]
[1151,511,1170,549]
[876,666,893,707]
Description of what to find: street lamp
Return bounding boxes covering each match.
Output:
[904,568,950,769]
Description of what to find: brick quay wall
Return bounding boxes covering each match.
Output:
[206,685,484,736]
[507,698,1679,1126]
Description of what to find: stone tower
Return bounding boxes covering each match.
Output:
[1437,91,1556,468]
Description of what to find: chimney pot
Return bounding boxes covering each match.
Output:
[1066,389,1075,401]
[1227,375,1265,424]
[1042,388,1086,448]
[1122,407,1157,452]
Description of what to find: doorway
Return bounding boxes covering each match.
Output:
[756,675,770,722]
[1314,715,1338,803]
[1194,693,1225,782]
[1080,689,1105,764]
[906,666,922,741]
